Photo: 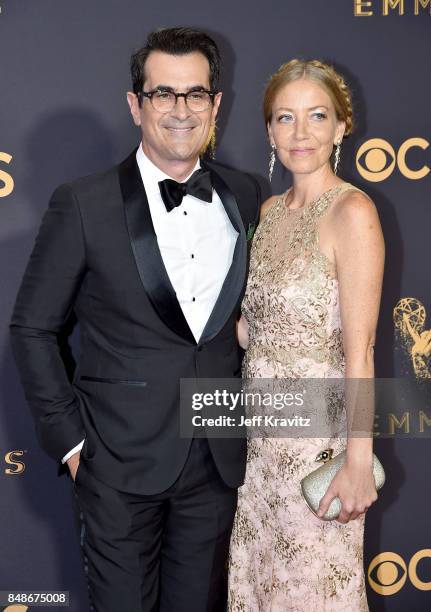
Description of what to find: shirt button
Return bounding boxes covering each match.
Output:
[192,297,196,302]
[191,254,194,259]
[183,211,187,216]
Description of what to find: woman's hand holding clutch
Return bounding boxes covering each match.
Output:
[316,456,378,523]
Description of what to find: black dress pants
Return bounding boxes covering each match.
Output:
[71,437,238,612]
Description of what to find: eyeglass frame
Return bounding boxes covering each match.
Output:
[136,87,219,112]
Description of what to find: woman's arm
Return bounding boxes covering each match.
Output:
[317,190,385,522]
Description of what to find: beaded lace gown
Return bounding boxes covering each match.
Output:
[227,183,369,611]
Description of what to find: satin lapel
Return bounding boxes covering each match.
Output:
[119,151,196,344]
[200,161,247,344]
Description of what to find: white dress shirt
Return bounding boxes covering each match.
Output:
[61,144,238,464]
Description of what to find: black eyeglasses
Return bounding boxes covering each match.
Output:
[137,88,218,113]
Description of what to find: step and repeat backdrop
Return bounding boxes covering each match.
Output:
[1,1,430,610]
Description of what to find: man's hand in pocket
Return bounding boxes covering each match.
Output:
[67,451,81,482]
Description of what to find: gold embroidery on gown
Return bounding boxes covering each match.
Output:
[228,183,369,611]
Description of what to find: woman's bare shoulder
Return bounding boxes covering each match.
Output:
[325,185,383,253]
[331,186,378,224]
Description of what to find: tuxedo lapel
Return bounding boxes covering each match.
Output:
[119,150,196,344]
[199,161,247,344]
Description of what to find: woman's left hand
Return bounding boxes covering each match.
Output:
[316,458,378,523]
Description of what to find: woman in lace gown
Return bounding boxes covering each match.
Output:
[228,60,385,611]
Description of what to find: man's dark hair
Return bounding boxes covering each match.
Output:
[131,27,221,103]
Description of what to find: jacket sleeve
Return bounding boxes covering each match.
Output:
[9,183,87,463]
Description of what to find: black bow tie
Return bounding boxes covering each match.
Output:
[158,169,213,212]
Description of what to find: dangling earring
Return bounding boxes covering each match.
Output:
[334,141,342,175]
[269,143,276,182]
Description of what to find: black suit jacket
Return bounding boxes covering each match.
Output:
[9,149,260,494]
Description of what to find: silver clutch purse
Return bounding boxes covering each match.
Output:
[300,448,385,520]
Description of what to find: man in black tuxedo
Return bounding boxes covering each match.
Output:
[10,27,260,612]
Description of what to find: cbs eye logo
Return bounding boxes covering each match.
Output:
[368,549,431,595]
[356,138,430,182]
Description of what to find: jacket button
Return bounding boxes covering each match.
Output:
[197,345,204,352]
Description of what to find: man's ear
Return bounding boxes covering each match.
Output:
[211,91,223,121]
[126,92,141,127]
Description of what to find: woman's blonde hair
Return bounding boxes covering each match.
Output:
[263,59,354,136]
